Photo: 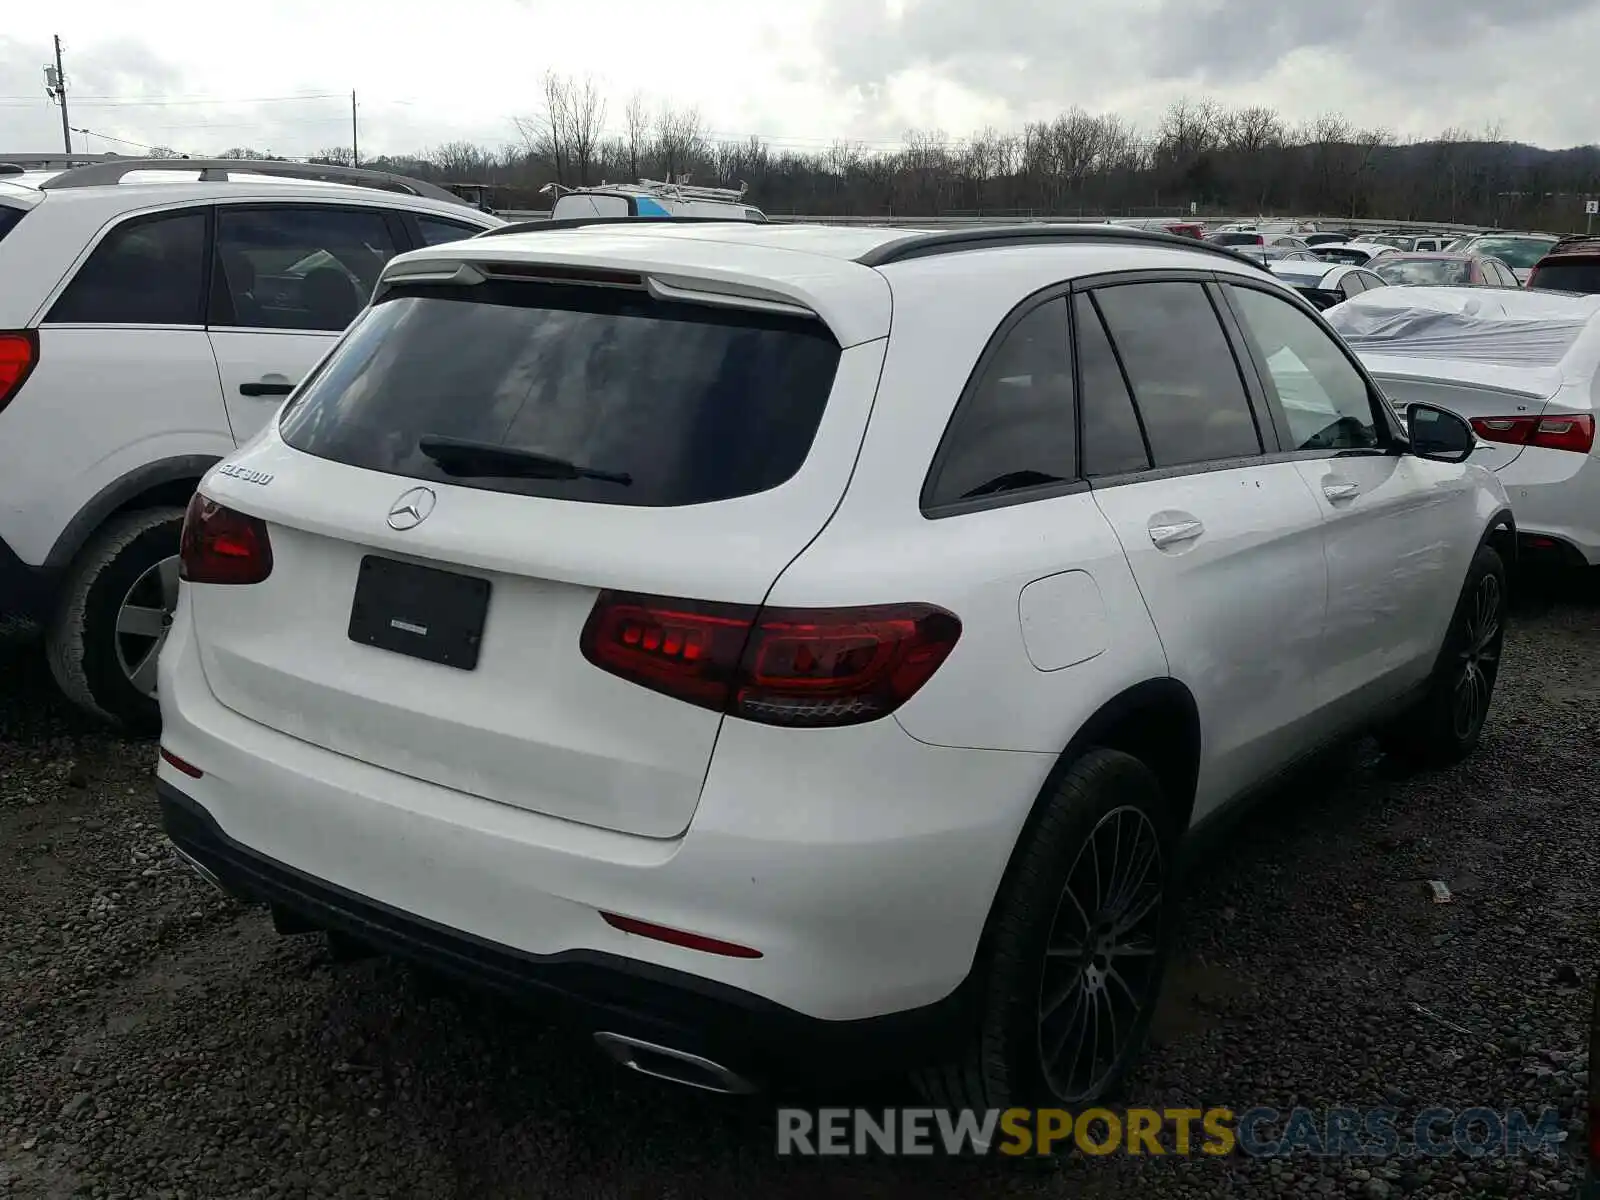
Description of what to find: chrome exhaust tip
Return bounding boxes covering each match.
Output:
[169,843,228,895]
[593,1031,756,1095]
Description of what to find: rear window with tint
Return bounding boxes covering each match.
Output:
[0,205,25,243]
[1210,232,1263,246]
[1315,248,1373,266]
[1373,258,1473,286]
[1530,260,1600,295]
[279,281,842,507]
[1464,237,1556,269]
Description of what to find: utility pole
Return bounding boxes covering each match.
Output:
[44,35,71,153]
[350,90,358,167]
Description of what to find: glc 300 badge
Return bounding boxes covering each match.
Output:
[217,463,274,485]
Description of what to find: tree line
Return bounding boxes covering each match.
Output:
[221,72,1600,230]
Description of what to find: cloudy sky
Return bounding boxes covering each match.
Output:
[3,0,1598,161]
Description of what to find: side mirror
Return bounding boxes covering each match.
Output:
[1406,402,1477,463]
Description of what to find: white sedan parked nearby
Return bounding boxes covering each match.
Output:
[1327,286,1600,566]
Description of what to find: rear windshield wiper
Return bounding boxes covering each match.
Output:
[417,435,632,486]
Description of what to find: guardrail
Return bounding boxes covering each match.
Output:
[495,209,1505,236]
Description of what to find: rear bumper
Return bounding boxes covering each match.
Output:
[160,779,974,1087]
[0,533,52,623]
[1496,448,1600,565]
[157,594,1056,1080]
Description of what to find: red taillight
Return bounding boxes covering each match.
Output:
[1470,414,1595,454]
[179,492,273,585]
[1532,414,1596,453]
[0,330,38,413]
[579,591,961,728]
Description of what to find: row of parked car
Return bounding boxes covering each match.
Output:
[1138,215,1600,296]
[0,157,1590,1114]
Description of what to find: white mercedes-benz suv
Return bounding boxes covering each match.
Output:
[157,220,1514,1105]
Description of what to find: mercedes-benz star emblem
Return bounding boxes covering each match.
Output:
[387,486,437,531]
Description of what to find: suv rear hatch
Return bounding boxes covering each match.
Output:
[186,261,889,838]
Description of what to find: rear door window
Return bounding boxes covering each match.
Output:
[212,206,401,332]
[46,209,207,326]
[924,298,1077,507]
[279,280,842,507]
[1091,282,1264,467]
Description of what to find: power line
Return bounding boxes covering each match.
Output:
[71,126,187,155]
[0,92,346,109]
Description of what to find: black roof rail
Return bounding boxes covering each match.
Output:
[0,152,122,169]
[474,215,761,239]
[37,157,468,206]
[854,223,1274,271]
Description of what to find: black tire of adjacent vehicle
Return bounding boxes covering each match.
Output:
[46,507,185,735]
[914,748,1178,1114]
[1377,543,1506,769]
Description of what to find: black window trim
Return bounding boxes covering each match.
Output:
[1076,290,1156,476]
[206,201,409,332]
[919,283,1090,520]
[40,203,215,330]
[1214,276,1406,463]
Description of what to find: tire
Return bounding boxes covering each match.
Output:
[914,748,1179,1112]
[46,507,186,735]
[1377,543,1506,769]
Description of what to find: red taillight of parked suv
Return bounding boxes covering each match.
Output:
[179,493,274,585]
[0,330,38,414]
[580,590,962,728]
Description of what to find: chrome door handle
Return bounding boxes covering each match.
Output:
[1149,518,1204,548]
[1322,481,1361,502]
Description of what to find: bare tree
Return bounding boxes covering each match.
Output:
[430,141,491,178]
[255,77,1600,232]
[513,70,573,186]
[624,91,650,182]
[655,104,707,181]
[565,76,607,186]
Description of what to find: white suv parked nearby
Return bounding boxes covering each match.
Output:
[158,220,1514,1104]
[0,157,502,729]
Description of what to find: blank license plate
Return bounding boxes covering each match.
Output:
[347,556,491,670]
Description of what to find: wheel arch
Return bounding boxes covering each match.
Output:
[44,455,219,573]
[1481,506,1516,569]
[973,677,1202,955]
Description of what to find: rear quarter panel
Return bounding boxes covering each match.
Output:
[764,245,1171,756]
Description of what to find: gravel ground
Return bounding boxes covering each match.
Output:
[1,578,1596,1199]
